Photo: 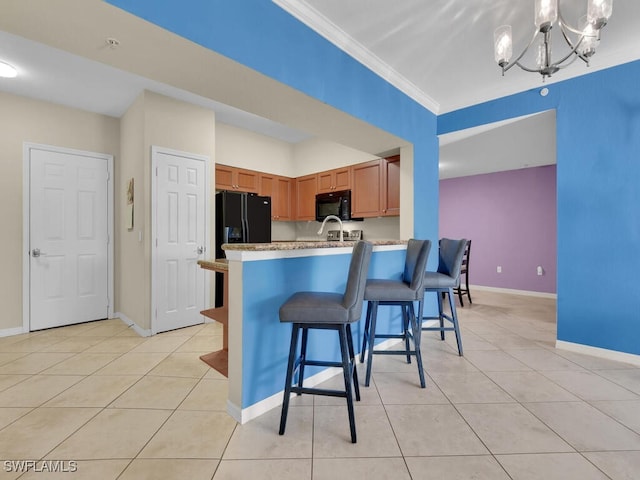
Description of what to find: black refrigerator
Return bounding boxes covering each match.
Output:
[215,190,272,306]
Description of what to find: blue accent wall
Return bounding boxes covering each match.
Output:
[440,61,640,356]
[241,249,405,407]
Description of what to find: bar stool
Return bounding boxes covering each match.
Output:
[421,237,468,356]
[278,241,373,443]
[360,239,431,388]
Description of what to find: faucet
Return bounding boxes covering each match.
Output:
[317,215,344,242]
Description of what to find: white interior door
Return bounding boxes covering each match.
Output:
[28,147,110,331]
[153,147,208,334]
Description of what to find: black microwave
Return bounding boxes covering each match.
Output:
[316,189,353,221]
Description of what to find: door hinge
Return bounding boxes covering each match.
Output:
[107,171,111,181]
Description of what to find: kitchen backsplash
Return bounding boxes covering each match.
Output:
[271,216,400,242]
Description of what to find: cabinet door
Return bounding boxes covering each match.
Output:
[351,159,382,218]
[215,164,235,191]
[235,168,259,193]
[259,173,276,218]
[333,167,351,191]
[317,171,334,193]
[295,174,317,220]
[382,155,400,216]
[275,176,293,220]
[317,167,351,193]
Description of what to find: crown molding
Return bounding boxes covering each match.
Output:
[273,0,440,113]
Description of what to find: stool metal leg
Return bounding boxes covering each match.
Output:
[279,324,300,435]
[297,327,309,392]
[364,301,378,387]
[436,291,445,340]
[360,302,372,364]
[338,324,357,443]
[345,324,361,401]
[410,301,426,388]
[446,288,464,356]
[401,305,411,364]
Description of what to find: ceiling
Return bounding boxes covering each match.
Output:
[277,0,640,113]
[0,1,637,177]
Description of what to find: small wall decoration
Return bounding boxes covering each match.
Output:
[126,178,134,230]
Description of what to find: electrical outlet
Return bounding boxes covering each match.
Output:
[497,266,502,273]
[537,265,544,276]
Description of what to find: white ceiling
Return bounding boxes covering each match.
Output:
[277,0,640,113]
[0,1,637,177]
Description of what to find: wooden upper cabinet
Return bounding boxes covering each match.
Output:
[317,166,351,193]
[215,164,259,193]
[260,173,292,221]
[382,155,400,216]
[350,156,400,218]
[351,159,383,218]
[294,174,317,221]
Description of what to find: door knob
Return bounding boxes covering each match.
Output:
[196,246,205,255]
[31,248,47,257]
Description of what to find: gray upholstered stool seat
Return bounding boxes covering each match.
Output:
[360,239,431,388]
[421,238,468,356]
[280,292,355,324]
[422,271,458,289]
[278,240,372,443]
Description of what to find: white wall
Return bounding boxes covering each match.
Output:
[215,123,293,175]
[291,138,378,177]
[117,91,216,332]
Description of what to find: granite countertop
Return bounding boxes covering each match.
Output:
[222,239,406,251]
[197,258,229,270]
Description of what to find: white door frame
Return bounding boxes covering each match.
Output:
[151,145,210,335]
[22,142,114,333]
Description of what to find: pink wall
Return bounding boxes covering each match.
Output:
[439,165,557,294]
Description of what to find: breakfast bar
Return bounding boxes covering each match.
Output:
[198,240,408,424]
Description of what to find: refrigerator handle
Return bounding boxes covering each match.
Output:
[241,194,248,242]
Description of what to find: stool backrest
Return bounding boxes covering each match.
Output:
[438,238,468,281]
[403,239,432,293]
[342,240,373,322]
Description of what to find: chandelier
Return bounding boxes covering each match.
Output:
[494,0,613,80]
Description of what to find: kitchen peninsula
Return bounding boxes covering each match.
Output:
[198,239,408,424]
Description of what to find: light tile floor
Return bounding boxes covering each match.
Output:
[1,290,639,479]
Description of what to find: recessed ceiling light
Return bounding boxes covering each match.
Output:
[0,61,17,78]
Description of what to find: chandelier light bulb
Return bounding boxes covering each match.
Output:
[587,0,613,28]
[494,25,513,66]
[0,61,17,78]
[535,0,558,32]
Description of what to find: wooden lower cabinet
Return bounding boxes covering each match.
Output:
[294,174,317,221]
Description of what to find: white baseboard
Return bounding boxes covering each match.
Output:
[0,326,26,338]
[113,312,152,337]
[470,284,557,299]
[556,340,640,367]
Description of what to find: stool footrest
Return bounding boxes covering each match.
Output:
[374,333,407,339]
[298,359,343,368]
[373,349,419,356]
[290,386,347,398]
